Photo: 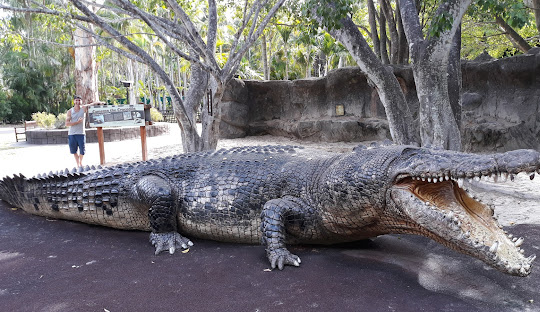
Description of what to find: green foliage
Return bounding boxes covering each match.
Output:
[0,11,73,122]
[102,85,127,102]
[31,111,56,129]
[428,11,454,38]
[150,107,164,122]
[474,0,530,28]
[300,0,354,34]
[464,0,536,59]
[0,90,12,122]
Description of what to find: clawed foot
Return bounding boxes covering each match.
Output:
[267,248,301,270]
[150,232,193,255]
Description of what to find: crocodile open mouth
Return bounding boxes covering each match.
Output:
[391,175,536,276]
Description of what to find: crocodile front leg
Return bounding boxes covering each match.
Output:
[135,175,193,255]
[261,196,311,270]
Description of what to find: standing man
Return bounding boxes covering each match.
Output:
[65,95,101,167]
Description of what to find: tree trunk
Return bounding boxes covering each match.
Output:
[447,26,462,130]
[329,18,419,145]
[262,34,269,80]
[379,8,390,64]
[305,51,312,78]
[74,27,99,104]
[399,0,470,150]
[413,55,461,150]
[532,0,540,34]
[184,61,208,125]
[396,2,409,64]
[200,80,225,151]
[379,0,399,64]
[495,15,532,53]
[367,0,381,60]
[284,42,289,80]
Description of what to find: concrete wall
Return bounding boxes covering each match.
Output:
[219,49,540,152]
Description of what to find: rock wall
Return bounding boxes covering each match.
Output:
[220,49,540,152]
[461,49,540,152]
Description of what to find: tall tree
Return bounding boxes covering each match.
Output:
[73,11,98,105]
[399,0,469,150]
[303,0,419,145]
[1,0,286,152]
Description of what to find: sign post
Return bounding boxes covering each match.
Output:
[97,127,106,164]
[88,104,147,165]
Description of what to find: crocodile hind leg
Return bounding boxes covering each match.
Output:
[134,175,193,255]
[261,196,312,270]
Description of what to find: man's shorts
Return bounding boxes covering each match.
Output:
[68,134,86,155]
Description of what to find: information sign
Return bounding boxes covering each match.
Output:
[89,104,145,127]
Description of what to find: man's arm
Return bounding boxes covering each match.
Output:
[82,101,105,112]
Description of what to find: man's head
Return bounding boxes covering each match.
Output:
[74,95,82,105]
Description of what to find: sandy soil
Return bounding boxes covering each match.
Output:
[1,123,538,226]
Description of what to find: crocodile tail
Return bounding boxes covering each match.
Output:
[0,174,27,208]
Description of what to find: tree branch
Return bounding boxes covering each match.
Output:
[110,0,219,77]
[0,3,92,23]
[398,0,423,51]
[68,0,193,129]
[222,0,286,80]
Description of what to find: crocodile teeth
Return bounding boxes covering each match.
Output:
[514,237,524,247]
[527,254,536,263]
[457,178,464,188]
[489,241,499,253]
[512,237,518,242]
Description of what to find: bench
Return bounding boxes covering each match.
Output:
[14,120,38,142]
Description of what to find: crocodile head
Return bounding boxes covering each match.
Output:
[385,146,539,276]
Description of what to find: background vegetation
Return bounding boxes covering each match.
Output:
[0,0,538,123]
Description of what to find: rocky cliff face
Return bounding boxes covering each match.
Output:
[220,49,540,152]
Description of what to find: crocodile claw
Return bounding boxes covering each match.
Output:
[267,248,301,270]
[150,232,193,255]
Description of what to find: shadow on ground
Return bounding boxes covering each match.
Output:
[1,201,538,312]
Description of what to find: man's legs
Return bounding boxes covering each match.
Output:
[76,135,86,167]
[69,135,85,167]
[73,153,82,167]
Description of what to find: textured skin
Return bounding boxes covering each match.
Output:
[1,144,539,275]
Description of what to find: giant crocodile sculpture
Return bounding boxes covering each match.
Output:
[1,144,538,276]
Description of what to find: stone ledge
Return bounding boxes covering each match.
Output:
[248,117,391,142]
[461,114,540,153]
[26,123,170,145]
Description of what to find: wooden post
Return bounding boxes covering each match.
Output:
[140,125,147,161]
[97,127,105,165]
